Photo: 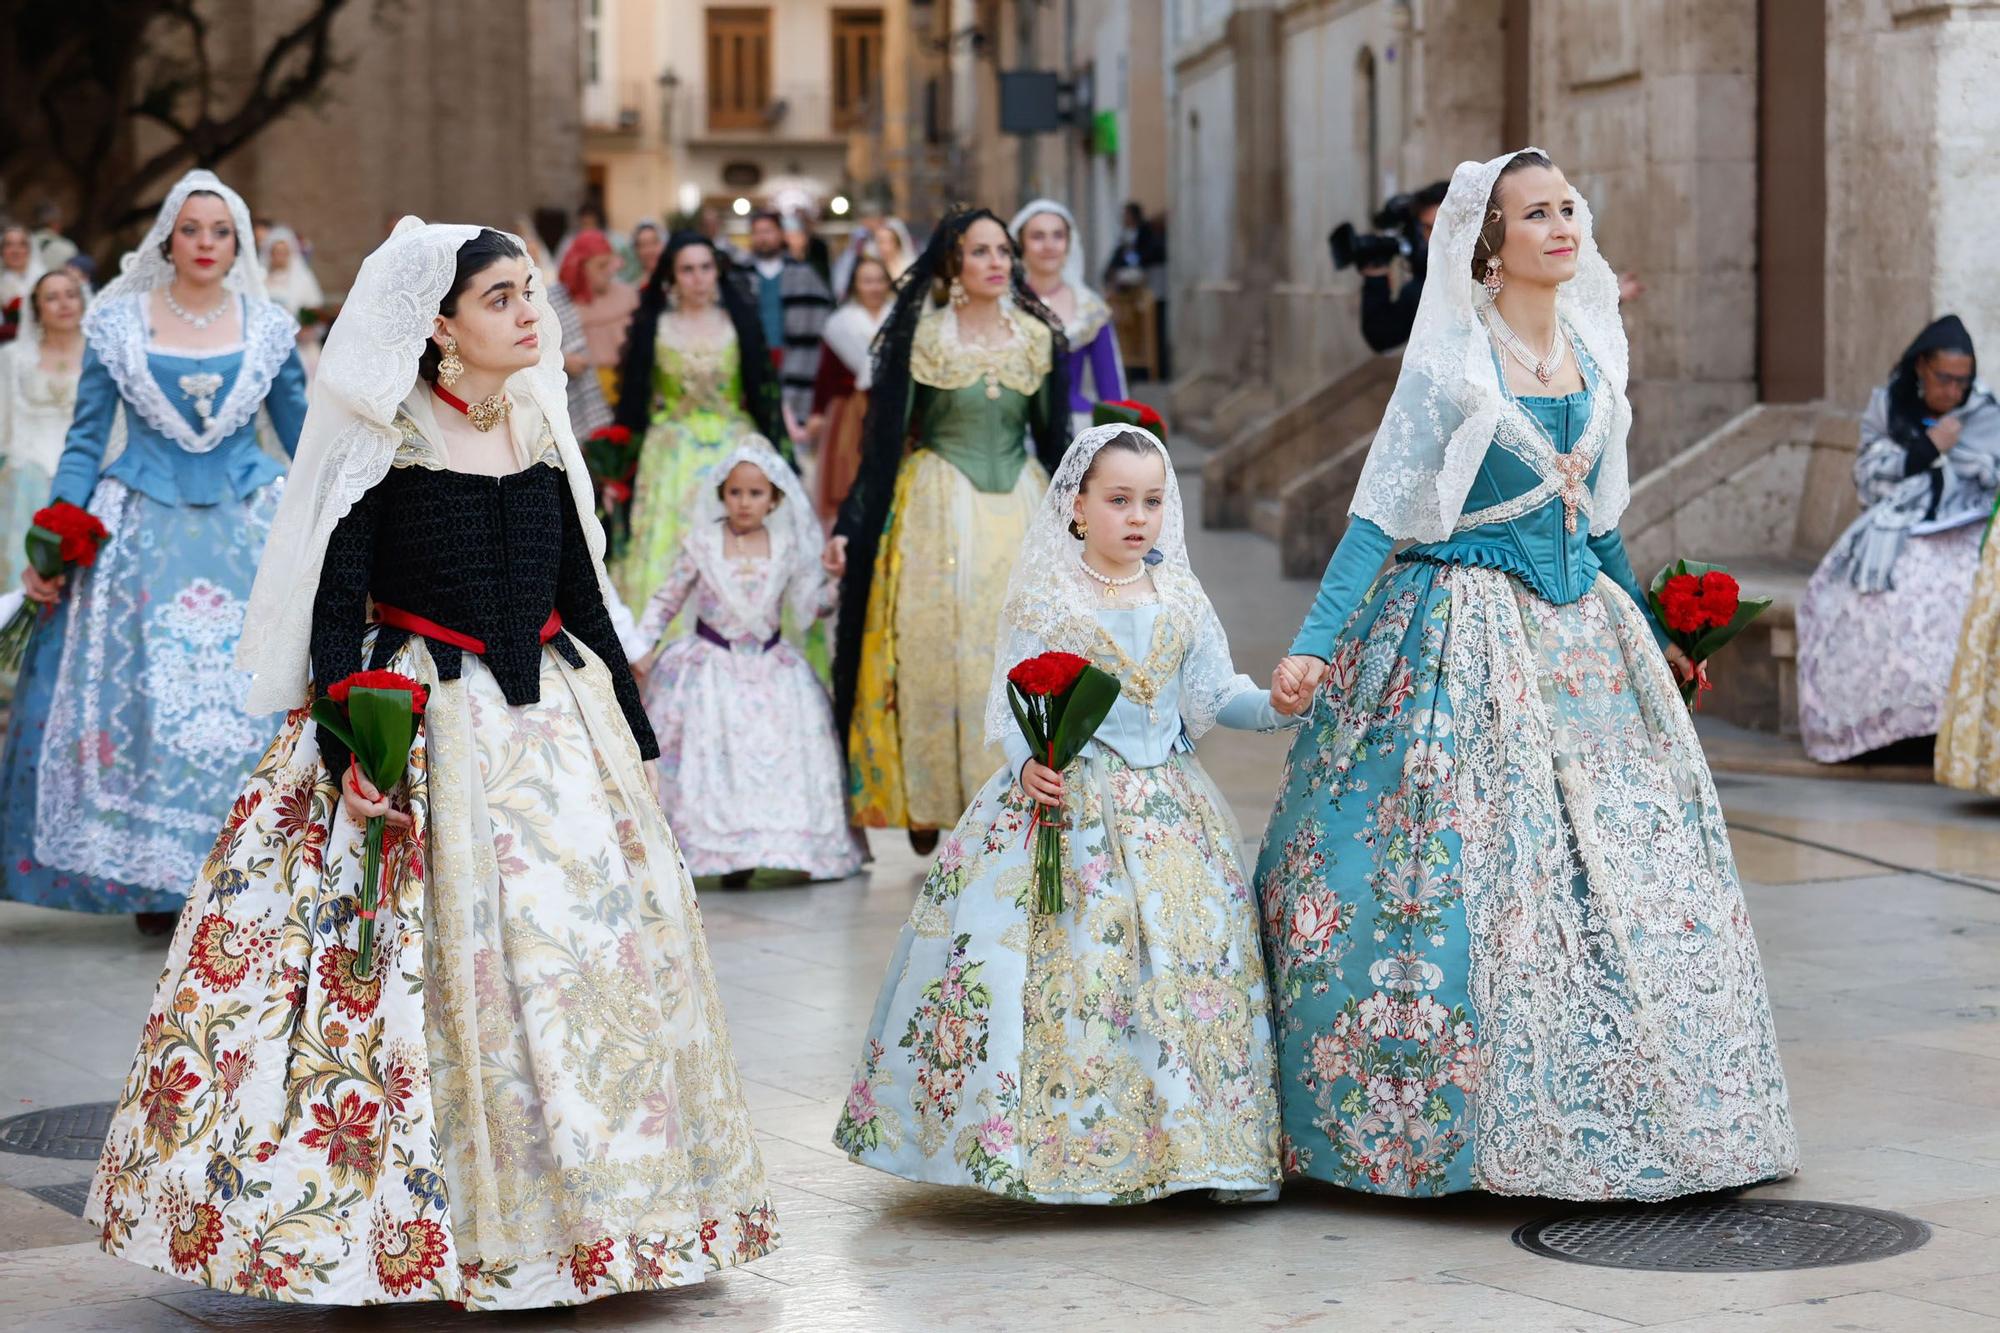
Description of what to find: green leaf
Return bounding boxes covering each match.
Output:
[1006,681,1048,754]
[308,699,359,757]
[1048,664,1122,768]
[23,525,64,579]
[1688,595,1774,659]
[346,687,419,792]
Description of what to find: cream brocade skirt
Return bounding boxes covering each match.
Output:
[87,637,775,1309]
[1938,528,2000,794]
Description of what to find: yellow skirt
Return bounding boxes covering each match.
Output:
[1938,528,2000,793]
[848,449,1045,829]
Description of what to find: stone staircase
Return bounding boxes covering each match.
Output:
[1200,352,1403,578]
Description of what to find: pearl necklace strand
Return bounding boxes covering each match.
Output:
[1482,304,1569,387]
[1078,553,1146,599]
[163,286,230,330]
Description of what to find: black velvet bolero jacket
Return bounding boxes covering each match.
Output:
[308,415,658,777]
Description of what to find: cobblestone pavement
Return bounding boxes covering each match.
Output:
[4,449,2000,1330]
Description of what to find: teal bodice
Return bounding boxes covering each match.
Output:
[1290,354,1666,659]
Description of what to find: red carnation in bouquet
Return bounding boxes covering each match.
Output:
[1005,651,1122,914]
[0,501,111,670]
[1647,561,1770,709]
[312,671,427,976]
[582,424,639,559]
[1091,399,1167,442]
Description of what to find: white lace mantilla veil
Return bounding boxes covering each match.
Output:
[86,169,268,316]
[1348,148,1632,543]
[982,423,1257,747]
[1008,198,1091,294]
[681,434,828,628]
[236,217,612,711]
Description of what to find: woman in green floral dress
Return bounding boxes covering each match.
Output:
[612,232,788,607]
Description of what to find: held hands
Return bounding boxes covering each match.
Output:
[342,761,412,831]
[21,566,64,605]
[1271,655,1328,716]
[822,535,849,578]
[1930,417,1964,453]
[1020,758,1064,807]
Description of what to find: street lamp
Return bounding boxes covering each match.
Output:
[732,197,752,216]
[830,195,850,216]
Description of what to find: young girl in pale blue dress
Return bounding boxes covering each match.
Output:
[833,425,1303,1203]
[0,170,306,928]
[1255,150,1797,1201]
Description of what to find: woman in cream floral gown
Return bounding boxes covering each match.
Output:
[85,220,773,1309]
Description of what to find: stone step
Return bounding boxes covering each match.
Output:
[1251,496,1283,542]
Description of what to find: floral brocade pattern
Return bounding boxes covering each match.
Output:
[1938,524,2000,794]
[1797,523,1983,763]
[834,748,1280,1203]
[1255,562,1797,1200]
[87,639,775,1308]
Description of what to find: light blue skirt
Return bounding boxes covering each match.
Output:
[0,479,282,912]
[1253,560,1798,1200]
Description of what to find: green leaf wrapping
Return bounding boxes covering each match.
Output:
[23,525,65,580]
[345,687,419,793]
[1689,595,1774,660]
[1047,664,1122,768]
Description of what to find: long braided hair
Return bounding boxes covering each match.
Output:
[614,231,789,452]
[829,205,1070,741]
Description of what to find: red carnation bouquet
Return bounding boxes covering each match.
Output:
[312,670,428,975]
[0,502,111,670]
[1005,651,1122,914]
[582,424,638,559]
[1647,560,1771,709]
[1091,399,1167,442]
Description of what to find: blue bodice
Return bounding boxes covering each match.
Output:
[52,294,306,509]
[1291,355,1666,658]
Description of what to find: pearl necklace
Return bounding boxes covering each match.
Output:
[163,286,230,330]
[1482,305,1568,387]
[1078,553,1146,599]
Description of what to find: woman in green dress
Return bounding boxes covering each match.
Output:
[824,207,1067,852]
[613,232,788,606]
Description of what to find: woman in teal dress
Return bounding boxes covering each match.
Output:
[1256,150,1797,1200]
[611,232,787,607]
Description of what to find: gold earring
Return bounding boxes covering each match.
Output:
[1482,256,1505,298]
[1075,519,1088,539]
[438,337,465,387]
[949,277,969,308]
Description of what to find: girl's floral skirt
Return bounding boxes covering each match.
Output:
[1254,561,1798,1201]
[834,748,1281,1204]
[86,637,776,1308]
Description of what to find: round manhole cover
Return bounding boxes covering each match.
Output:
[1514,1199,1930,1272]
[0,1102,116,1161]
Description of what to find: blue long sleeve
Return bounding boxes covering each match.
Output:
[266,348,309,456]
[50,347,119,508]
[1289,516,1396,659]
[1587,529,1669,648]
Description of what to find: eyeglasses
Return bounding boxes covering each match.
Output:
[1924,368,1973,388]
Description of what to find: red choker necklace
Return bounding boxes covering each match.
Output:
[433,381,510,432]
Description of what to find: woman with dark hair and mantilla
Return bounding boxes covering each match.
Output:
[824,206,1068,853]
[1799,315,1998,764]
[85,220,775,1308]
[610,231,788,608]
[0,169,308,932]
[1257,150,1796,1201]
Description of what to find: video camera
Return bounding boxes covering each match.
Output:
[1328,193,1427,272]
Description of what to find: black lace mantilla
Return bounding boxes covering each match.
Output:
[309,454,658,776]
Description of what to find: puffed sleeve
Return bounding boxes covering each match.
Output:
[49,346,119,508]
[309,482,383,777]
[557,490,660,759]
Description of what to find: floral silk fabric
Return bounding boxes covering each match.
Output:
[1254,563,1798,1198]
[87,634,775,1308]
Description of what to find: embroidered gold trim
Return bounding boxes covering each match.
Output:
[909,301,1053,397]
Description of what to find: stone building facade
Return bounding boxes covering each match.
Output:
[199,0,583,294]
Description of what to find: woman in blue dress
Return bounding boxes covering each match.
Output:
[1256,150,1797,1200]
[0,169,306,931]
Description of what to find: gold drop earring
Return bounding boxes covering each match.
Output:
[1482,256,1505,298]
[949,277,969,308]
[437,337,465,388]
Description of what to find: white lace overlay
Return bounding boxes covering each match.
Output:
[86,294,297,454]
[237,218,614,713]
[981,424,1253,746]
[35,479,284,892]
[1349,149,1632,543]
[1444,569,1799,1197]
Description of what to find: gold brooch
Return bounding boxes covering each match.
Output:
[465,393,511,432]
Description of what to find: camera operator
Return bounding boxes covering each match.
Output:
[1329,180,1448,354]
